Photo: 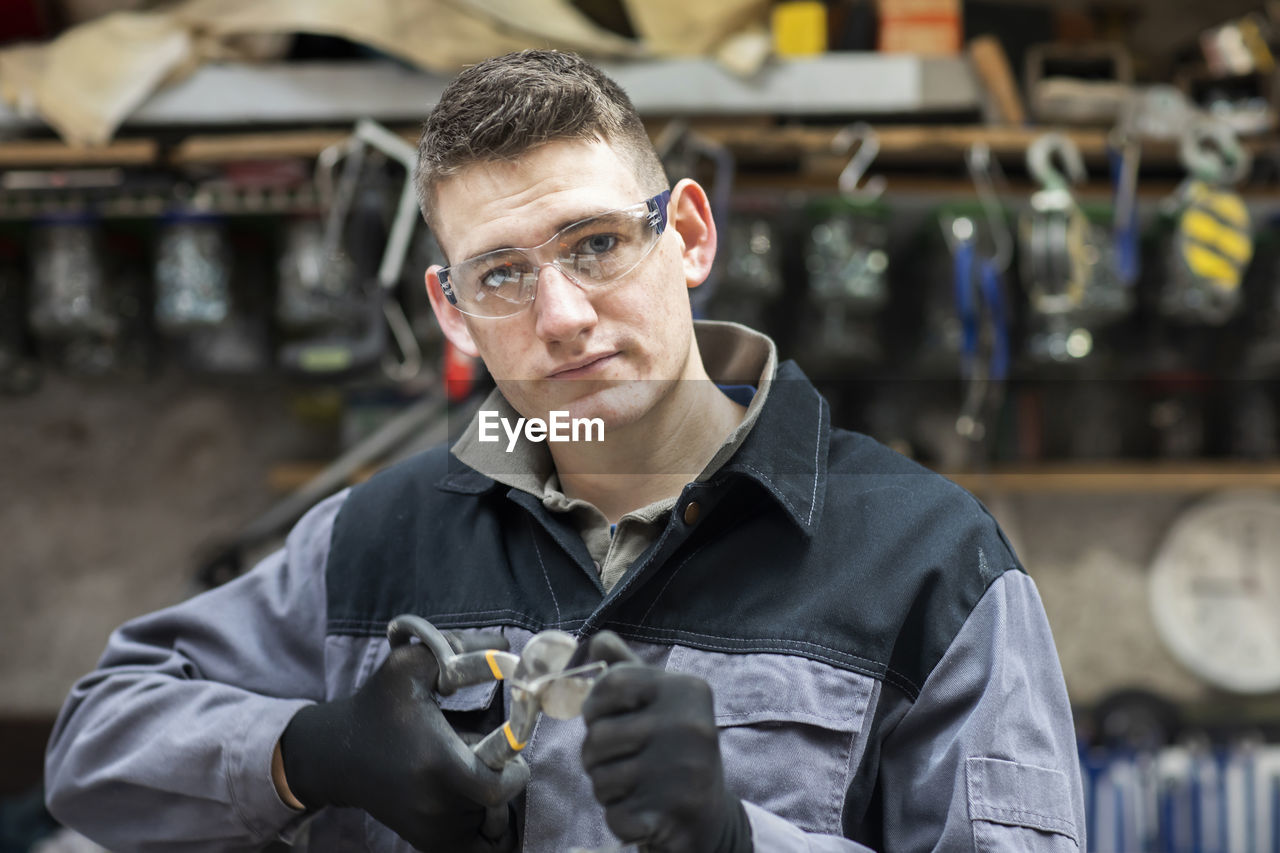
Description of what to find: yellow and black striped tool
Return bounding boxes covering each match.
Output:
[1160,120,1254,325]
[1171,180,1253,318]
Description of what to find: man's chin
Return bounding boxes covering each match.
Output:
[496,372,678,437]
[552,380,658,432]
[501,378,658,434]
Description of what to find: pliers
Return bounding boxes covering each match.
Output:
[387,614,606,771]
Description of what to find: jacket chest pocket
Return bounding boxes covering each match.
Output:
[665,644,874,836]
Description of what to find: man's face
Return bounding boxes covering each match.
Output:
[426,138,713,431]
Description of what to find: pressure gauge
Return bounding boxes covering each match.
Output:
[1149,491,1280,694]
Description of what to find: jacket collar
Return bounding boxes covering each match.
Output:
[713,359,829,536]
[437,462,499,495]
[438,331,830,536]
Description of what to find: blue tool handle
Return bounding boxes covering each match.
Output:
[980,258,1009,382]
[953,238,978,377]
[1109,143,1140,287]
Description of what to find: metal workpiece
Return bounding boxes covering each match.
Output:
[386,616,606,771]
[473,629,607,771]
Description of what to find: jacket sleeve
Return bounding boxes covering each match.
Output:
[873,569,1086,852]
[736,572,1081,852]
[44,490,349,853]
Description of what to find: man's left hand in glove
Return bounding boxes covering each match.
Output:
[578,631,752,853]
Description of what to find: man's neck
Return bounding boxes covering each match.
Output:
[549,359,747,523]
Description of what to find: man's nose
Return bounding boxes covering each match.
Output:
[532,262,597,343]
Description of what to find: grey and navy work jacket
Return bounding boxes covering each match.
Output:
[45,358,1086,852]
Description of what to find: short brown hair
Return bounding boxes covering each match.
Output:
[416,50,668,229]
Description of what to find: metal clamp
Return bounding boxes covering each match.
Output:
[1024,133,1090,314]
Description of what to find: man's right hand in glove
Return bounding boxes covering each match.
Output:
[273,631,529,852]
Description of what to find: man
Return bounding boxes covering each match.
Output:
[45,50,1085,852]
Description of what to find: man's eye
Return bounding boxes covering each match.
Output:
[479,265,520,289]
[577,234,619,255]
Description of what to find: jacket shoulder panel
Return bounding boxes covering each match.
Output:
[612,429,1022,700]
[324,445,597,637]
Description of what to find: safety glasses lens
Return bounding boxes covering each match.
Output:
[448,197,664,318]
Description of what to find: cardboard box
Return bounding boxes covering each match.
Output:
[877,0,961,56]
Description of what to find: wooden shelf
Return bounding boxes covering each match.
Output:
[0,137,157,167]
[266,460,1280,496]
[944,462,1280,495]
[169,130,377,165]
[700,124,1274,164]
[4,122,1272,178]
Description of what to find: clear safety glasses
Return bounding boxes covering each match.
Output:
[439,190,671,319]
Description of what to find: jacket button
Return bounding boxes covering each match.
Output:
[682,501,701,525]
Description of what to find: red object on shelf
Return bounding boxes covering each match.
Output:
[443,339,477,402]
[877,0,962,56]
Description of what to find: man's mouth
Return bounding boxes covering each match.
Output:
[548,352,619,379]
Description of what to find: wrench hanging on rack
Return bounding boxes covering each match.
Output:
[943,144,1012,446]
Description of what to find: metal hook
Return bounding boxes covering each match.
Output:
[314,136,360,208]
[654,119,691,162]
[309,121,425,383]
[1027,132,1087,193]
[833,122,887,200]
[965,143,1014,274]
[381,299,423,383]
[1179,118,1250,185]
[315,138,366,266]
[345,120,426,383]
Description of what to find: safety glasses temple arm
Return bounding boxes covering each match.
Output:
[648,189,672,233]
[437,267,457,304]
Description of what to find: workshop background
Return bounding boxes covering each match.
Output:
[4,0,1280,850]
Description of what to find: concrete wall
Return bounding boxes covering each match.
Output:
[1,374,310,714]
[989,492,1212,708]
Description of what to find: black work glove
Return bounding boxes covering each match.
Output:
[280,631,529,852]
[579,631,752,853]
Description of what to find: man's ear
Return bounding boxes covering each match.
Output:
[668,178,717,289]
[425,265,480,357]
